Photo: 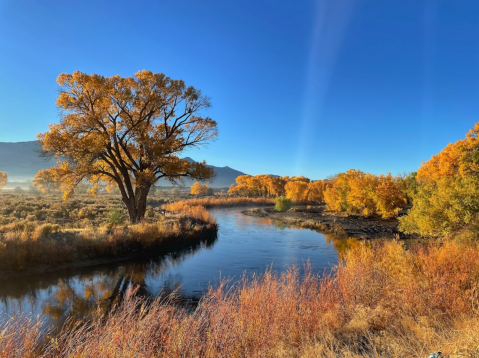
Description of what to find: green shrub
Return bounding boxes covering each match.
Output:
[274,196,292,212]
[107,209,125,226]
[399,175,479,236]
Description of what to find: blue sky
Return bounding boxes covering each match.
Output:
[1,0,479,179]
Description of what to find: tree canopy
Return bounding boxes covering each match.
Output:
[38,70,218,222]
[190,181,213,196]
[400,122,479,236]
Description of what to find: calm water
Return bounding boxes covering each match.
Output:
[0,208,350,332]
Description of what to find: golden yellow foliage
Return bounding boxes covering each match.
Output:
[289,175,310,183]
[346,170,378,216]
[33,169,59,194]
[190,181,210,195]
[285,180,309,202]
[324,173,349,212]
[417,122,479,182]
[401,122,479,236]
[374,174,406,218]
[0,171,7,189]
[323,170,406,217]
[227,174,287,197]
[227,171,405,218]
[38,70,218,223]
[307,180,327,203]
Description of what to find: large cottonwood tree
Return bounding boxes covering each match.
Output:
[39,70,217,223]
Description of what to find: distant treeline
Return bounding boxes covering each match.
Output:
[227,173,414,219]
[228,122,479,238]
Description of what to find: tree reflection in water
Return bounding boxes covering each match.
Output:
[0,235,217,334]
[268,219,360,255]
[323,234,360,257]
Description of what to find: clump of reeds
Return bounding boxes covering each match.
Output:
[3,239,479,357]
[0,316,44,358]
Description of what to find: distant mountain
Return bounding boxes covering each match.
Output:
[0,141,54,181]
[0,141,245,187]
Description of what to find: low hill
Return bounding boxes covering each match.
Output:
[0,141,245,187]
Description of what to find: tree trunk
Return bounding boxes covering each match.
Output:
[121,184,152,223]
[135,184,151,222]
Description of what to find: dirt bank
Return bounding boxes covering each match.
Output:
[242,205,407,240]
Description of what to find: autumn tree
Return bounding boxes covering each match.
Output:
[38,71,217,223]
[0,171,6,189]
[228,175,288,198]
[374,174,406,218]
[307,180,327,203]
[290,175,310,183]
[285,180,309,203]
[323,170,406,218]
[346,170,378,215]
[324,173,350,212]
[400,172,418,205]
[228,175,253,197]
[33,169,60,193]
[399,176,479,236]
[191,181,211,195]
[266,176,287,197]
[400,123,479,236]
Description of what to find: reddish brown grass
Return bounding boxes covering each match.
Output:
[2,239,479,357]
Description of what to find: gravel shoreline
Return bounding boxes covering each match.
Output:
[242,205,408,240]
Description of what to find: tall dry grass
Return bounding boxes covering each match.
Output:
[163,197,274,210]
[163,201,214,223]
[0,192,219,272]
[0,217,217,273]
[2,239,479,357]
[0,316,44,358]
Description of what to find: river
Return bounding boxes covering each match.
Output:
[0,207,351,333]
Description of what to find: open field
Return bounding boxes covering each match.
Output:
[0,193,217,275]
[1,239,478,357]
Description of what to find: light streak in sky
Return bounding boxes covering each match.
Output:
[295,0,356,175]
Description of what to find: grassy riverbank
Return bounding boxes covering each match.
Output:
[2,239,479,357]
[0,193,217,275]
